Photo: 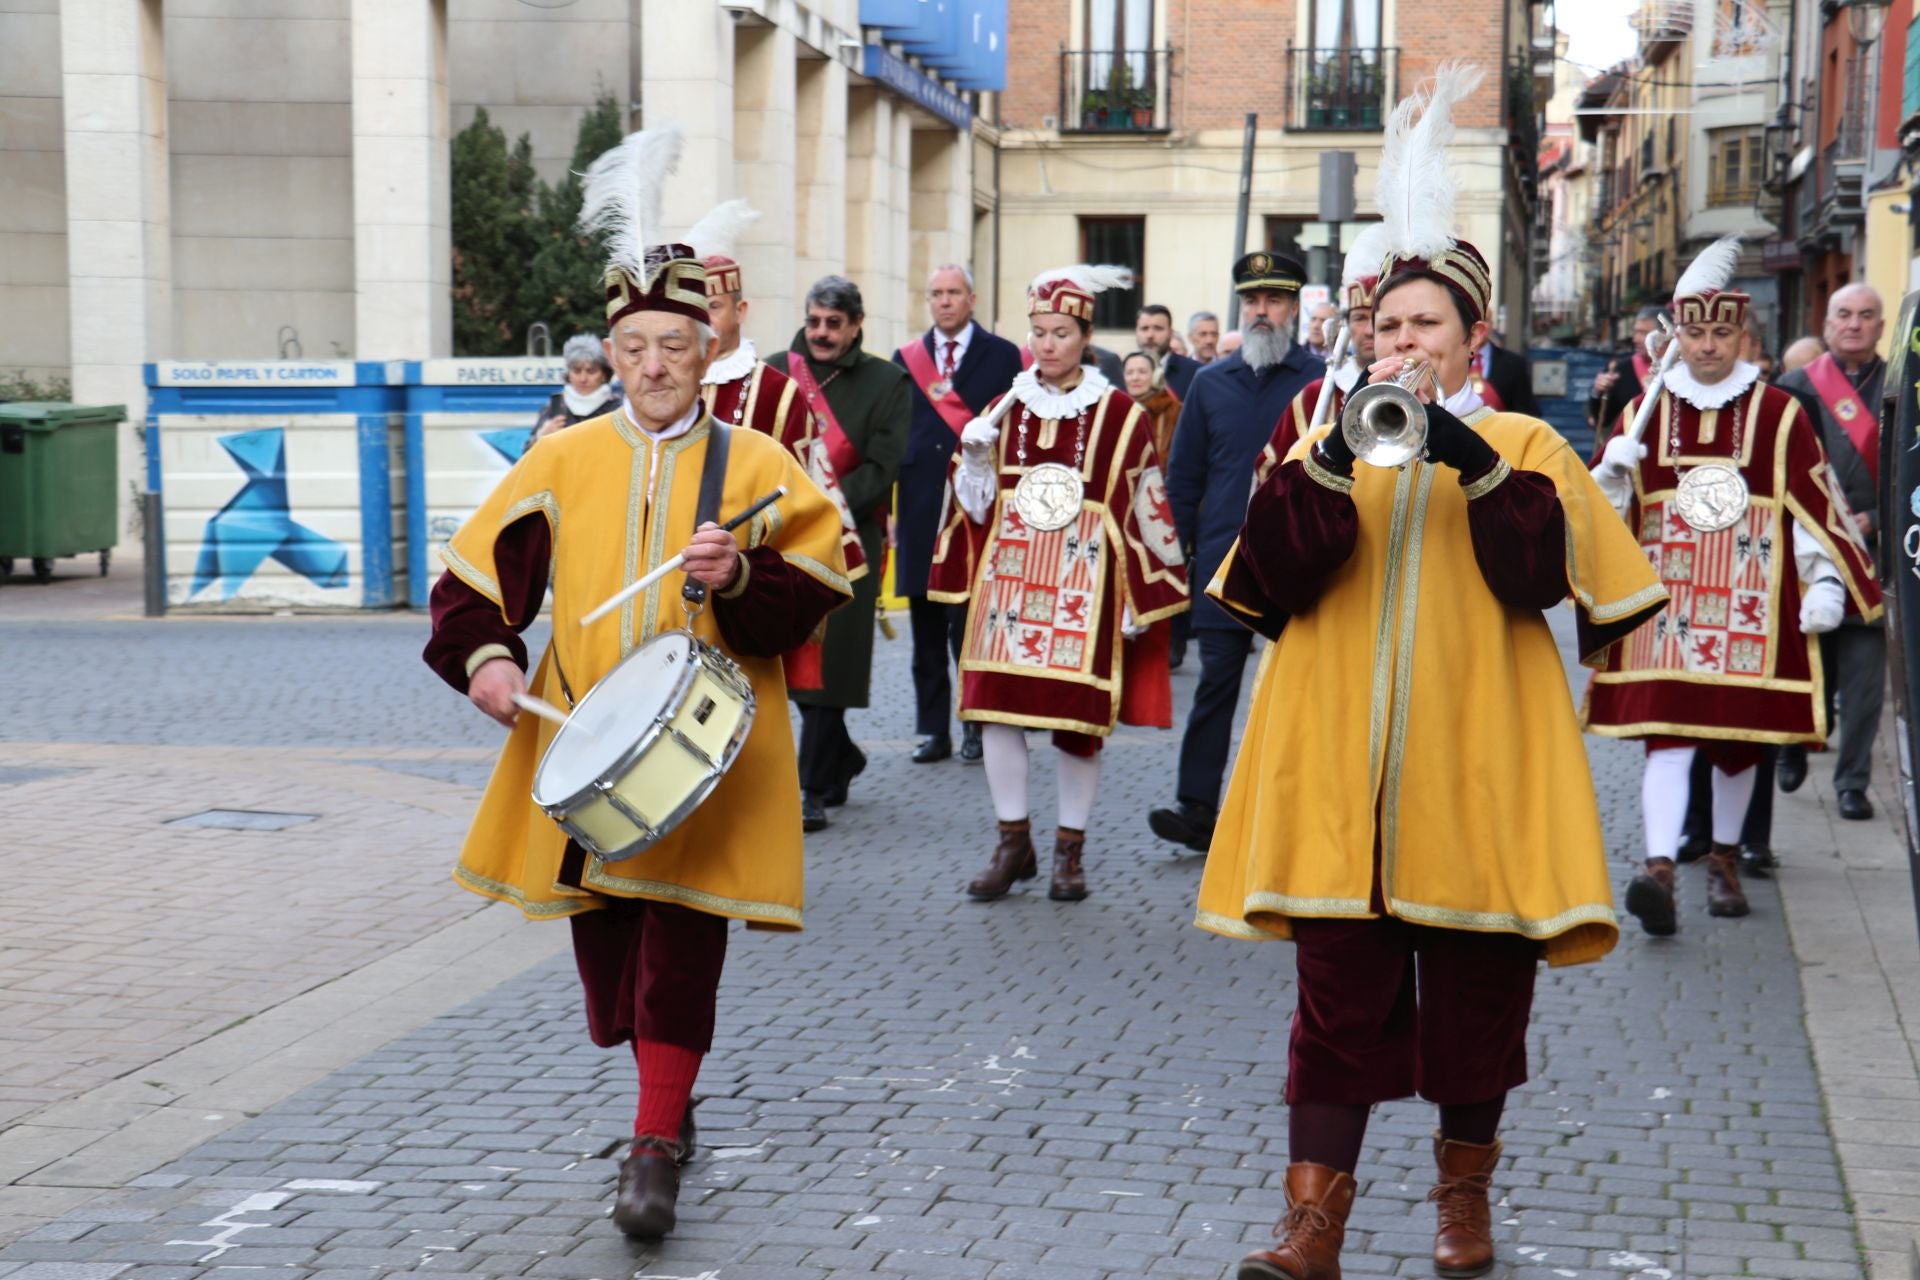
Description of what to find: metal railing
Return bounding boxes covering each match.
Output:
[1059,47,1173,134]
[1284,46,1397,131]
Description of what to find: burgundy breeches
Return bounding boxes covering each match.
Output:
[569,898,730,1054]
[1287,916,1541,1106]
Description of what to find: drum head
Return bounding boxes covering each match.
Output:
[533,632,693,804]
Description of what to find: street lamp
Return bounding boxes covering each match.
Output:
[1837,0,1891,46]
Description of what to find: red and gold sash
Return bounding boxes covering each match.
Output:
[1804,352,1878,486]
[898,338,974,435]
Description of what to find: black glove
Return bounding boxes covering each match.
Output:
[1313,421,1356,476]
[1422,402,1497,477]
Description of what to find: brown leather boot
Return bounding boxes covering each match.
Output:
[1624,856,1678,936]
[1237,1162,1355,1280]
[1049,826,1088,901]
[1430,1134,1501,1277]
[612,1136,679,1237]
[966,819,1037,900]
[1705,843,1751,917]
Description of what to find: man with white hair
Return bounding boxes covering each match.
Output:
[1775,283,1889,819]
[893,263,1023,765]
[1186,310,1220,362]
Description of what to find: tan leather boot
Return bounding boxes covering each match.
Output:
[1237,1162,1356,1280]
[1705,843,1751,917]
[966,819,1037,900]
[1049,826,1088,901]
[1430,1134,1501,1277]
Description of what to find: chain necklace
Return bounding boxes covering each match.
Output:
[1667,386,1753,534]
[1013,401,1089,470]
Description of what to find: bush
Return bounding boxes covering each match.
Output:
[0,371,73,402]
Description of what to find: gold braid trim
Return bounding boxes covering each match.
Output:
[1460,459,1511,501]
[1304,451,1355,494]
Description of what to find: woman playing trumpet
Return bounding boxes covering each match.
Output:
[1196,65,1666,1280]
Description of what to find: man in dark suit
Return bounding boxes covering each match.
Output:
[892,264,1025,764]
[1136,303,1202,400]
[1477,339,1540,416]
[1149,252,1324,852]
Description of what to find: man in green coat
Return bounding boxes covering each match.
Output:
[766,276,909,831]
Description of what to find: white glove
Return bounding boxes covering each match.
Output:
[1121,607,1147,639]
[1597,435,1647,478]
[1800,577,1846,634]
[960,416,998,461]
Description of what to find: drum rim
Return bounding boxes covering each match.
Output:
[531,630,700,808]
[575,694,756,861]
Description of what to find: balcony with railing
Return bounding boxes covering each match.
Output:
[1060,47,1173,134]
[1284,46,1397,130]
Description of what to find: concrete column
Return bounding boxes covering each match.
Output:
[61,0,170,501]
[733,23,797,356]
[794,57,848,302]
[910,126,973,322]
[886,109,914,354]
[845,87,894,345]
[350,0,451,358]
[640,2,732,232]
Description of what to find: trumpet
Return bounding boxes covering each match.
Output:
[1339,358,1440,469]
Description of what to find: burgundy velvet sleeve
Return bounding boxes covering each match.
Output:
[1237,457,1361,617]
[1462,466,1572,611]
[712,545,849,658]
[421,516,551,693]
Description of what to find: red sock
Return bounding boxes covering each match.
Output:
[631,1038,703,1142]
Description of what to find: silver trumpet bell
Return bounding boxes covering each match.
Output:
[1339,360,1439,468]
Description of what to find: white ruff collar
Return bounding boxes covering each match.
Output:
[1010,365,1110,417]
[1665,360,1760,410]
[701,338,758,386]
[1441,378,1484,418]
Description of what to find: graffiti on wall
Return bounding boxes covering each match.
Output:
[191,427,349,600]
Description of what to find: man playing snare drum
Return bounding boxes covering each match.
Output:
[423,126,851,1242]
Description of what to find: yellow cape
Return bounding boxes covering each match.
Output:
[442,410,851,929]
[1196,412,1666,967]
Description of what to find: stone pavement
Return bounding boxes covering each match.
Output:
[3,565,1913,1279]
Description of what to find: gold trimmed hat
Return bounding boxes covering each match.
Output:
[1373,63,1494,326]
[577,122,710,328]
[701,254,743,299]
[1028,264,1135,322]
[1671,235,1748,328]
[1233,251,1307,295]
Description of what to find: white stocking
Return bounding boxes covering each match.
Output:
[1710,764,1757,845]
[981,724,1029,823]
[1055,749,1102,831]
[1641,746,1695,863]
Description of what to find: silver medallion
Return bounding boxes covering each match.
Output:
[928,379,953,400]
[1012,462,1086,532]
[1673,462,1751,533]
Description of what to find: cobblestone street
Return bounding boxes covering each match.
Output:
[1,581,1915,1279]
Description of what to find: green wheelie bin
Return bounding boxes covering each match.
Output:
[0,401,124,584]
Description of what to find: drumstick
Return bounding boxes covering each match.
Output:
[509,693,570,726]
[1308,325,1351,431]
[579,486,789,628]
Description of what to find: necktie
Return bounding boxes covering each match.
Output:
[943,340,958,379]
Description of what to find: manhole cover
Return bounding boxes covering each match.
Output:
[167,809,319,831]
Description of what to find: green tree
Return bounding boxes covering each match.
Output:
[450,108,540,356]
[522,93,625,345]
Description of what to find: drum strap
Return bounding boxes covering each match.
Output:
[683,420,733,607]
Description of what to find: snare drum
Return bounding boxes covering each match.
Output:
[530,630,756,860]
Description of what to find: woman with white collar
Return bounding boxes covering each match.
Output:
[533,334,622,440]
[1584,235,1882,936]
[927,264,1189,905]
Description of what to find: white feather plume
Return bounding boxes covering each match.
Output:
[1673,234,1742,298]
[1376,61,1485,259]
[1029,263,1136,296]
[686,199,760,259]
[1341,223,1392,288]
[577,122,687,280]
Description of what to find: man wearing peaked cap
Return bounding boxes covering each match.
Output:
[1146,248,1322,855]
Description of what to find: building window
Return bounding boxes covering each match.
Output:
[1078,217,1145,328]
[1707,126,1764,206]
[1310,0,1381,51]
[1087,0,1152,91]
